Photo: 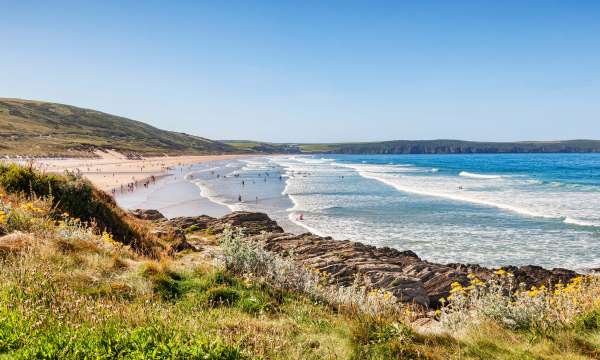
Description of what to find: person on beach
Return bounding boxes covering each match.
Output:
[238,195,242,202]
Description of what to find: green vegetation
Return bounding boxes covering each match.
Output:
[308,139,600,154]
[221,140,301,154]
[1,165,599,359]
[0,98,239,157]
[227,139,600,155]
[0,163,165,256]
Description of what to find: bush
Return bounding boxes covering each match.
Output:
[439,270,600,332]
[0,164,164,256]
[575,309,600,330]
[206,286,241,306]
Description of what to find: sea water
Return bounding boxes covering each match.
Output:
[119,154,600,270]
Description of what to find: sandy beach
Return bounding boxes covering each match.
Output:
[15,150,248,193]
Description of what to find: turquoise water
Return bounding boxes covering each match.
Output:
[125,154,600,270]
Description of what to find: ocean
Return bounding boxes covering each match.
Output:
[117,153,600,271]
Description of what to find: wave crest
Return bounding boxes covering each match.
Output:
[459,171,503,179]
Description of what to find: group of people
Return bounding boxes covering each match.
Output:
[111,175,157,196]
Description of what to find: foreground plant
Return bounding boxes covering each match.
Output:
[219,226,405,318]
[439,268,600,333]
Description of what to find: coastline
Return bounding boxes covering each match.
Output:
[11,150,250,193]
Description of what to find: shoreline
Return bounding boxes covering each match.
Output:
[8,150,251,193]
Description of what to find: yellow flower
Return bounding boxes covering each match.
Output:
[451,281,462,288]
[470,278,484,286]
[434,309,442,317]
[0,210,6,224]
[494,268,507,276]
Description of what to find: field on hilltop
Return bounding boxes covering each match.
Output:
[0,98,239,157]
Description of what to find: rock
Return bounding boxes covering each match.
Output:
[171,239,201,253]
[130,209,166,221]
[208,211,284,235]
[253,232,466,307]
[164,215,215,231]
[139,209,580,307]
[238,216,578,308]
[150,227,186,242]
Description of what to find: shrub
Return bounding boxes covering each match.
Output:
[206,286,241,306]
[575,309,600,330]
[218,226,402,317]
[0,164,165,257]
[439,270,600,332]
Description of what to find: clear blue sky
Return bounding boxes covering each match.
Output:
[1,1,599,143]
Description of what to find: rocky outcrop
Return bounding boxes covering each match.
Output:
[253,232,468,307]
[219,214,578,308]
[139,209,579,308]
[167,215,216,231]
[130,209,166,221]
[207,212,284,235]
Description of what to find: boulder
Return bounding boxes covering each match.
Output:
[208,211,284,235]
[129,209,166,221]
[164,215,215,231]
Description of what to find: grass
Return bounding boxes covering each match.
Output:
[0,98,239,157]
[0,164,599,359]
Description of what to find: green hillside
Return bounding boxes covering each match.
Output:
[312,139,600,154]
[224,139,600,155]
[0,98,238,157]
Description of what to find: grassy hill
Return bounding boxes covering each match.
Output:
[223,139,600,155]
[221,140,302,154]
[0,98,239,157]
[308,139,600,154]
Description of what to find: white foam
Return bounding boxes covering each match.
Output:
[563,217,600,227]
[459,171,503,179]
[354,169,554,219]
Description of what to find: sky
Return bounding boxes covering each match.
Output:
[1,1,599,143]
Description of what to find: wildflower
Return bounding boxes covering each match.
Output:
[470,278,484,286]
[0,210,6,224]
[434,309,442,317]
[494,268,507,276]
